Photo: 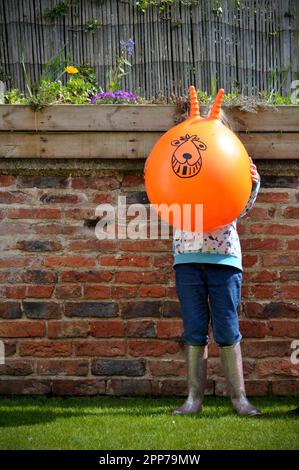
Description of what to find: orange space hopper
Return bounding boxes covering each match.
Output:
[144,86,252,232]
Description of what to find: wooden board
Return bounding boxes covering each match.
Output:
[0,130,298,159]
[0,105,298,132]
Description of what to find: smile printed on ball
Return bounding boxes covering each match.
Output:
[171,134,207,178]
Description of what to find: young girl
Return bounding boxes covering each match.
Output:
[172,106,262,417]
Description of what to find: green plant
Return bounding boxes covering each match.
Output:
[44,2,74,22]
[3,88,28,104]
[136,0,200,15]
[108,38,135,92]
[26,74,96,111]
[84,18,102,33]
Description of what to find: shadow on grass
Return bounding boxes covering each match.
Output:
[0,395,297,427]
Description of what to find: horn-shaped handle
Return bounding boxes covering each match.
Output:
[209,88,225,119]
[189,85,200,118]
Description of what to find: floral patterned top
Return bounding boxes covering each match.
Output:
[172,177,261,271]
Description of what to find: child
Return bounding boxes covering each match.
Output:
[171,108,262,417]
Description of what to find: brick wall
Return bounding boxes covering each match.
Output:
[0,168,298,396]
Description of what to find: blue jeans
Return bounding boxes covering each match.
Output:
[174,263,243,347]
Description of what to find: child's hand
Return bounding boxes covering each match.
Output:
[249,156,259,184]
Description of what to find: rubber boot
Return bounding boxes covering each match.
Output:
[219,342,262,417]
[172,344,208,415]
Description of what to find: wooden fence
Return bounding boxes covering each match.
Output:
[0,0,298,99]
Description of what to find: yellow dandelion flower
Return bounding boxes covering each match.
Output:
[65,66,79,75]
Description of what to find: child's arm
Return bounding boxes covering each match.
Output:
[238,157,261,219]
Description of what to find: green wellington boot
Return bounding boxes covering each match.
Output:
[219,342,262,417]
[172,344,208,415]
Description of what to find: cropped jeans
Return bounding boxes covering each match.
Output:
[174,263,243,347]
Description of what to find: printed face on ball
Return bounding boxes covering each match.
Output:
[171,133,207,178]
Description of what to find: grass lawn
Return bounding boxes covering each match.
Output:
[0,395,298,450]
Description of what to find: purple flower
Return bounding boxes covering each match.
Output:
[89,89,138,104]
[120,37,135,56]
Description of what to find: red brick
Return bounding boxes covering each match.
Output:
[26,286,54,298]
[251,285,277,298]
[250,224,299,235]
[153,255,173,267]
[92,193,114,204]
[40,193,84,204]
[279,285,299,299]
[0,175,15,186]
[83,285,110,299]
[140,285,166,298]
[166,286,177,298]
[74,340,126,357]
[242,340,292,358]
[257,358,299,377]
[34,224,79,236]
[106,379,152,396]
[246,207,275,219]
[119,240,171,252]
[121,175,144,187]
[0,321,45,338]
[100,255,150,267]
[44,256,96,268]
[287,240,299,250]
[283,206,299,218]
[125,320,156,338]
[261,254,299,267]
[19,340,72,357]
[55,284,82,299]
[90,320,125,338]
[208,358,255,378]
[52,379,105,395]
[111,285,138,298]
[244,301,299,319]
[37,359,89,376]
[241,238,283,251]
[239,320,266,338]
[8,208,61,219]
[257,192,289,203]
[0,379,51,395]
[148,359,186,377]
[280,271,299,282]
[60,270,113,283]
[16,240,62,252]
[63,208,97,220]
[248,270,279,283]
[0,359,34,376]
[115,271,166,284]
[128,339,180,357]
[0,257,28,268]
[272,380,299,395]
[215,379,268,396]
[71,175,119,190]
[4,286,26,299]
[0,302,22,319]
[267,320,299,338]
[48,321,90,338]
[242,254,258,267]
[68,239,117,251]
[0,222,30,237]
[0,192,33,204]
[2,340,17,356]
[156,319,183,338]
